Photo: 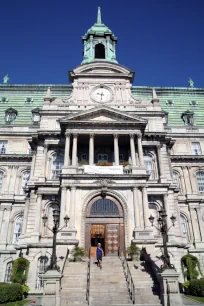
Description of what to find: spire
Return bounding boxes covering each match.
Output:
[97,7,102,24]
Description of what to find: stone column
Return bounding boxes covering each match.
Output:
[70,186,76,228]
[89,134,95,165]
[114,134,119,166]
[22,195,30,235]
[130,134,136,166]
[30,150,36,179]
[133,187,140,228]
[196,208,204,241]
[34,194,42,233]
[142,187,150,228]
[137,133,144,166]
[60,187,67,227]
[72,134,78,166]
[42,144,48,177]
[156,144,164,178]
[64,133,71,167]
[189,207,200,241]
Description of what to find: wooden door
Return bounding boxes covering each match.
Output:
[105,224,119,256]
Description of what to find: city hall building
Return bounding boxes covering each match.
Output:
[0,8,204,291]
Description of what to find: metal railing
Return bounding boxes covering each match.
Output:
[86,248,91,305]
[120,252,135,304]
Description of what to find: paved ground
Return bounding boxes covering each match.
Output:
[182,295,203,305]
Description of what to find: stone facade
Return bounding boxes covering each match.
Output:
[0,8,204,293]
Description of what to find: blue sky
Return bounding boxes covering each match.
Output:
[0,0,204,87]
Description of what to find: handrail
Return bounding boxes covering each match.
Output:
[120,251,135,304]
[86,248,91,305]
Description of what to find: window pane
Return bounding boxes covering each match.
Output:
[0,141,7,154]
[144,155,154,179]
[196,171,204,193]
[0,171,4,187]
[52,154,64,178]
[13,216,23,243]
[192,142,201,155]
[4,261,12,282]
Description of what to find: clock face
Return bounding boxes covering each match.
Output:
[92,87,112,103]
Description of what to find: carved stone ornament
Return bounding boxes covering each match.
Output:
[95,179,115,187]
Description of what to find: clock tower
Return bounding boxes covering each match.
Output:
[82,7,118,64]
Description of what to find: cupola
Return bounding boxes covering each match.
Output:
[81,7,118,64]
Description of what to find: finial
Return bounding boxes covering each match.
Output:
[97,7,102,24]
[2,74,9,84]
[45,87,51,98]
[188,78,194,88]
[152,88,159,106]
[152,88,158,100]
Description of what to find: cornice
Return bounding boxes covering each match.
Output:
[0,154,32,160]
[171,155,204,161]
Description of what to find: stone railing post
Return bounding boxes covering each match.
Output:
[159,270,184,306]
[41,270,62,306]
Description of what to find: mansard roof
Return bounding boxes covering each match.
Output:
[60,106,147,126]
[0,84,204,127]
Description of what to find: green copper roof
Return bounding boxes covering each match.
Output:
[0,84,204,127]
[132,86,204,127]
[84,7,115,38]
[0,85,72,125]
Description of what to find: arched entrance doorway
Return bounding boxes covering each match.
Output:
[85,195,125,257]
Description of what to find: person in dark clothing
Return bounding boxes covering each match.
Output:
[96,243,103,269]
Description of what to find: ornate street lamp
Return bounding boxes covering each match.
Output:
[42,208,70,271]
[149,209,176,270]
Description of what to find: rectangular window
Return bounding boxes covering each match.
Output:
[0,141,7,154]
[192,142,202,155]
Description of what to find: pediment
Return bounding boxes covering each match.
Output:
[60,106,147,126]
[69,62,134,82]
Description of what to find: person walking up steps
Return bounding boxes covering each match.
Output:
[96,243,103,269]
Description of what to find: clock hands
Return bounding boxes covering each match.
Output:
[97,91,105,101]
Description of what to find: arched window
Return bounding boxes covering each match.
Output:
[97,154,108,162]
[196,171,204,193]
[173,171,181,190]
[95,43,105,59]
[90,198,119,216]
[13,215,23,243]
[0,170,4,190]
[36,256,49,289]
[4,261,13,282]
[20,171,30,194]
[51,153,64,179]
[144,155,154,179]
[180,215,190,241]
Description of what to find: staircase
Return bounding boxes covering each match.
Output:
[61,261,88,306]
[128,260,162,306]
[89,257,133,305]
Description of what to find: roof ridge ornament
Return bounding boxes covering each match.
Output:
[3,74,9,84]
[97,7,102,24]
[188,78,194,88]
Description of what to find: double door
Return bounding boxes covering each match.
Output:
[85,222,124,257]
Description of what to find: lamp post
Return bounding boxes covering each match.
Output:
[149,209,176,270]
[42,208,70,271]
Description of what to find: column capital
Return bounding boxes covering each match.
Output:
[71,186,77,191]
[61,186,67,191]
[65,131,71,137]
[156,143,163,149]
[44,143,49,150]
[89,133,95,138]
[136,132,142,139]
[132,186,138,191]
[129,133,135,139]
[113,133,119,139]
[73,133,78,138]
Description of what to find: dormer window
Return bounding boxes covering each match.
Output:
[95,43,105,59]
[0,97,8,103]
[25,97,33,104]
[32,108,40,124]
[190,100,197,107]
[181,110,194,126]
[5,108,17,124]
[166,100,174,106]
